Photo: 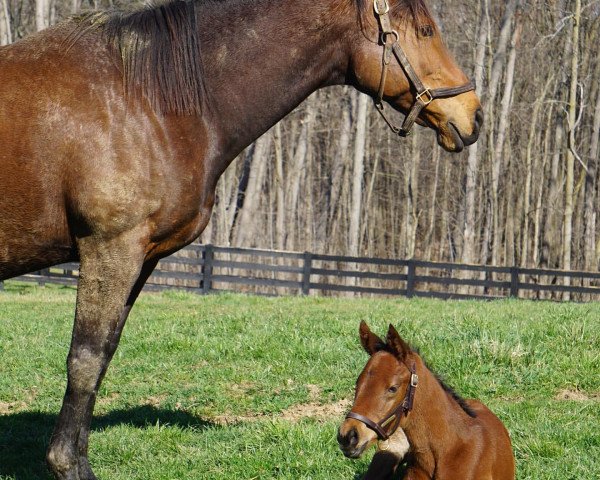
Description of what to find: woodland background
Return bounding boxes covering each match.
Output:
[2,0,599,275]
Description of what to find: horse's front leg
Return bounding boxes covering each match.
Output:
[46,230,149,480]
[75,258,159,480]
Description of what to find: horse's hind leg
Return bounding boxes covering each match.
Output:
[46,232,150,480]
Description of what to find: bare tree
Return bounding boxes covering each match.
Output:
[562,0,582,298]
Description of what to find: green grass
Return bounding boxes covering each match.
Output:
[0,283,599,479]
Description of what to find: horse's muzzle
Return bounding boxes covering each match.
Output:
[337,426,367,459]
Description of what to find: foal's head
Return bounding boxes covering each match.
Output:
[346,0,482,151]
[338,321,417,459]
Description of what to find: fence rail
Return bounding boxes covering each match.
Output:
[3,244,600,301]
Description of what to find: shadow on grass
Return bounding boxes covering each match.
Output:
[0,406,216,480]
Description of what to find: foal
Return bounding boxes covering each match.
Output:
[338,321,515,480]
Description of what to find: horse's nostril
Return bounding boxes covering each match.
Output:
[475,108,484,128]
[338,427,359,449]
[348,428,358,447]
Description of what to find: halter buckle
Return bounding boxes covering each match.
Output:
[410,373,419,387]
[416,89,434,106]
[373,0,390,15]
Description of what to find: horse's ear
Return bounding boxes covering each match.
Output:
[386,324,411,360]
[359,320,384,355]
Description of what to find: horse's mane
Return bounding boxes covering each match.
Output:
[76,0,206,115]
[72,0,435,116]
[417,348,478,418]
[355,0,436,28]
[379,343,477,418]
[429,368,478,418]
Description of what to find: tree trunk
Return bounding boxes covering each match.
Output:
[328,96,352,247]
[521,75,553,267]
[584,60,600,270]
[562,0,581,299]
[461,0,489,275]
[36,0,51,32]
[491,10,521,266]
[0,0,12,45]
[232,133,273,247]
[273,123,286,250]
[348,93,368,257]
[423,140,440,260]
[286,99,317,250]
[402,130,420,258]
[533,107,554,268]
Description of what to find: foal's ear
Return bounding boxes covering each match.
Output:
[359,320,384,355]
[386,324,411,360]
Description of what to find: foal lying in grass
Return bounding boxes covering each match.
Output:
[338,321,515,480]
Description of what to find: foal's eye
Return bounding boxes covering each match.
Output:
[419,25,434,38]
[388,386,399,394]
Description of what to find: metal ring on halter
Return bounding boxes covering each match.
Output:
[381,29,399,45]
[373,0,389,15]
[377,439,390,451]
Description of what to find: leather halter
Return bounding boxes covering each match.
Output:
[346,363,419,441]
[371,0,475,137]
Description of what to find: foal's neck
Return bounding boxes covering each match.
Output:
[197,0,355,161]
[404,359,475,475]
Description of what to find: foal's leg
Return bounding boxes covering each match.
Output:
[76,259,159,480]
[47,232,149,480]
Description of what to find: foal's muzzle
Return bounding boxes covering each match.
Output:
[337,426,368,458]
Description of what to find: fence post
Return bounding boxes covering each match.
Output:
[38,269,47,288]
[406,260,416,299]
[201,244,214,294]
[510,266,519,298]
[302,251,313,295]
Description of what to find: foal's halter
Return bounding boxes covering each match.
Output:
[371,0,475,137]
[346,363,419,441]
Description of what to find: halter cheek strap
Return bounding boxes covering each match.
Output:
[346,363,419,441]
[372,0,475,137]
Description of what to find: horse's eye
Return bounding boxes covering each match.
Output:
[388,386,398,394]
[419,25,434,38]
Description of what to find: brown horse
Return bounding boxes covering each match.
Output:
[338,322,515,480]
[0,0,481,478]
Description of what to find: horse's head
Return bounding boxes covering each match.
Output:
[347,0,482,152]
[338,321,417,459]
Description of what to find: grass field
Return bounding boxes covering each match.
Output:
[0,283,599,479]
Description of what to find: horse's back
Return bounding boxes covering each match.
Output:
[0,24,135,279]
[0,23,216,280]
[466,399,516,480]
[0,27,75,277]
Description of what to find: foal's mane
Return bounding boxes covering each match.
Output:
[76,0,206,115]
[379,343,477,418]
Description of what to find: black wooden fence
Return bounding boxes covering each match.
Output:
[3,244,600,301]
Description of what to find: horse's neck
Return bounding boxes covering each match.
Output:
[198,0,354,160]
[404,361,473,475]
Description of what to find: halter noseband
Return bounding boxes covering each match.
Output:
[346,363,419,441]
[371,0,475,137]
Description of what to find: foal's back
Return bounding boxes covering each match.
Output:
[466,399,516,480]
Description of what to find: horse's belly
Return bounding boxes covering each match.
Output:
[0,153,75,280]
